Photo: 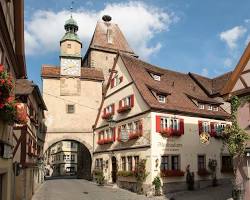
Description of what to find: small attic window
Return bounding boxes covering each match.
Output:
[157,94,166,103]
[213,106,219,111]
[151,73,161,81]
[67,44,71,48]
[198,103,205,110]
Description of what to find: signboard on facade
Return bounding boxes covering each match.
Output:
[199,132,210,145]
[120,129,129,142]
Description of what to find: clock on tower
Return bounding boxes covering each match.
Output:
[60,15,82,77]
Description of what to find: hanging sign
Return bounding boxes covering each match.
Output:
[120,129,129,142]
[199,132,210,145]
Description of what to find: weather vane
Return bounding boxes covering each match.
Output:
[70,0,74,17]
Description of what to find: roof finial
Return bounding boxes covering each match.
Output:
[70,0,74,18]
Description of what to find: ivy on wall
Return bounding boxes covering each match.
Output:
[223,95,250,157]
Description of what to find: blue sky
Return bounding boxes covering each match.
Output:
[24,0,250,87]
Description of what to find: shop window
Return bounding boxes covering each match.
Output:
[171,155,180,170]
[121,157,126,171]
[221,155,233,172]
[134,156,139,169]
[161,156,169,170]
[128,156,133,171]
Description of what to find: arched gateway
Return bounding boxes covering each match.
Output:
[44,136,92,180]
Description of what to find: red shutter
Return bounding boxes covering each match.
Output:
[117,126,121,141]
[111,78,114,88]
[198,120,203,135]
[179,119,184,135]
[119,76,123,83]
[113,127,116,141]
[139,120,143,136]
[130,94,134,107]
[156,116,161,133]
[112,104,115,115]
[119,100,122,109]
[210,122,215,137]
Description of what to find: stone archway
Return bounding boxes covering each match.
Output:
[44,136,92,180]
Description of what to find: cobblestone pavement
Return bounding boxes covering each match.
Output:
[32,179,167,200]
[32,179,232,200]
[165,182,232,200]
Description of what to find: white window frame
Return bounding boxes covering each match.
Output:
[158,95,166,103]
[151,73,161,81]
[208,105,213,111]
[213,106,219,111]
[202,121,210,133]
[199,104,205,109]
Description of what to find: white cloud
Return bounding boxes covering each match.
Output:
[220,26,247,49]
[201,68,209,77]
[223,57,233,67]
[25,1,177,59]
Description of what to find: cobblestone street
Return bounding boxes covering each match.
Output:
[32,179,167,200]
[32,179,232,200]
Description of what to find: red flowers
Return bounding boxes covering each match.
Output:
[0,64,4,73]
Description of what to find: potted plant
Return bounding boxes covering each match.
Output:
[95,170,105,186]
[152,176,161,196]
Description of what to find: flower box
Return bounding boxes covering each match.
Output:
[197,168,210,176]
[117,170,135,177]
[117,105,131,113]
[160,128,182,137]
[128,131,142,140]
[160,169,185,177]
[101,112,113,120]
[97,138,114,145]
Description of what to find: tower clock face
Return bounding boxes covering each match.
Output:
[60,58,81,76]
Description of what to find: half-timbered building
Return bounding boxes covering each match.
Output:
[93,53,232,194]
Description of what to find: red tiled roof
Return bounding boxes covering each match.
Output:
[89,21,135,54]
[120,53,230,119]
[189,72,232,96]
[41,65,104,81]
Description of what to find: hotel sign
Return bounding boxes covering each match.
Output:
[120,129,129,142]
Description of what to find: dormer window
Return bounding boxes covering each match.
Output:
[213,106,219,111]
[199,104,205,110]
[151,73,161,81]
[157,94,166,103]
[207,105,213,111]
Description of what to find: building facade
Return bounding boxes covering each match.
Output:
[13,79,47,200]
[221,43,250,200]
[48,140,78,176]
[0,0,26,200]
[93,53,233,194]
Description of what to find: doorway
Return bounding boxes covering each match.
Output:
[111,156,117,183]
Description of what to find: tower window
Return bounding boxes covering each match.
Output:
[67,104,75,114]
[67,44,71,48]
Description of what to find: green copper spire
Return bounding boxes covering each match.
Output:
[60,15,82,45]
